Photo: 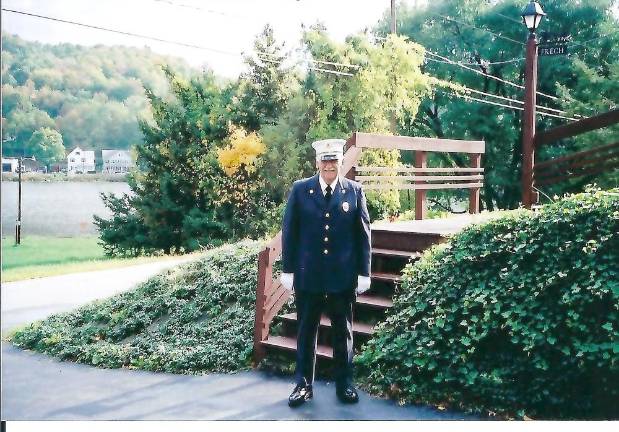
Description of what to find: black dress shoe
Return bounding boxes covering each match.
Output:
[288,383,313,407]
[336,385,359,404]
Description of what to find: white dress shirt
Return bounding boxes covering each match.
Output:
[318,175,339,196]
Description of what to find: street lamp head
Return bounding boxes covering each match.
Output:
[521,1,546,33]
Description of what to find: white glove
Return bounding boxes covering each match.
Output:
[356,275,371,295]
[280,273,294,292]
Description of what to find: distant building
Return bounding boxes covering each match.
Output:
[67,146,96,174]
[2,157,19,173]
[101,149,134,174]
[22,157,45,173]
[2,156,44,173]
[50,161,68,173]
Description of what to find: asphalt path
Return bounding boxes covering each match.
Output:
[1,258,478,420]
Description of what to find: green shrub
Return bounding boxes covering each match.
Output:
[10,240,264,374]
[356,188,619,419]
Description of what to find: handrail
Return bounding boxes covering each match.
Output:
[535,108,619,148]
[529,110,619,199]
[356,166,484,173]
[534,141,619,171]
[354,132,485,154]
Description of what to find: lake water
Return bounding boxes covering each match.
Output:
[1,182,132,237]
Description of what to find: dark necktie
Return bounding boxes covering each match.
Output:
[325,185,332,203]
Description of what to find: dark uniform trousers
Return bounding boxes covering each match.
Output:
[294,289,355,389]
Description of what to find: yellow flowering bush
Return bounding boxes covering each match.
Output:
[217,127,266,176]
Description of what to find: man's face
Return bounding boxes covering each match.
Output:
[317,158,341,184]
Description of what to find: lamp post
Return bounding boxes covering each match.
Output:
[521,0,545,209]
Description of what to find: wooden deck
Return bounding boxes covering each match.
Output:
[371,212,500,236]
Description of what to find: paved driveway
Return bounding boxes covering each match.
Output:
[2,257,194,334]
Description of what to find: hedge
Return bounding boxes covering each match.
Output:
[355,188,619,419]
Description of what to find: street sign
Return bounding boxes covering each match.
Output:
[539,44,568,56]
[538,32,570,56]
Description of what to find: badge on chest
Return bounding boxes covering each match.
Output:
[342,201,349,212]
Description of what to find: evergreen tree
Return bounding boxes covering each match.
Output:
[233,24,295,131]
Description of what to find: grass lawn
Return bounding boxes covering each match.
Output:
[1,236,202,282]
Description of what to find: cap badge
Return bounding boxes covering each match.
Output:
[310,189,314,194]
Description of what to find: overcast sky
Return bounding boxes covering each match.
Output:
[1,0,410,77]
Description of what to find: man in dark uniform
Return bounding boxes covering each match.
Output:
[280,138,371,407]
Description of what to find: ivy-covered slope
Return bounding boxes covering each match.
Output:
[10,240,263,374]
[355,188,619,419]
[9,189,618,419]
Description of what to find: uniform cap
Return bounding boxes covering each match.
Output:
[312,139,345,161]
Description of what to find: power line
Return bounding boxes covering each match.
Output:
[153,2,364,71]
[433,13,525,47]
[449,82,578,120]
[491,7,619,49]
[307,65,355,77]
[378,34,524,66]
[427,56,524,66]
[257,50,361,69]
[2,8,239,56]
[437,89,575,121]
[358,34,584,117]
[258,51,576,120]
[425,50,565,103]
[438,88,524,112]
[426,50,588,114]
[375,34,566,105]
[492,10,523,25]
[150,0,250,20]
[568,28,619,50]
[256,55,355,76]
[2,8,350,79]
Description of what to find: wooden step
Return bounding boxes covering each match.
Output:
[356,294,394,309]
[279,313,374,336]
[372,229,444,253]
[262,335,333,359]
[372,248,422,260]
[371,271,402,283]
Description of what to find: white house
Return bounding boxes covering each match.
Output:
[101,149,134,174]
[2,157,19,173]
[67,146,96,173]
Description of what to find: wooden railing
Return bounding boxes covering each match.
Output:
[253,232,285,363]
[253,132,485,363]
[350,133,485,219]
[532,109,619,197]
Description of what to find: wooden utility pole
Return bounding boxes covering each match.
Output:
[16,157,22,244]
[391,0,397,34]
[389,0,398,134]
[522,33,538,209]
